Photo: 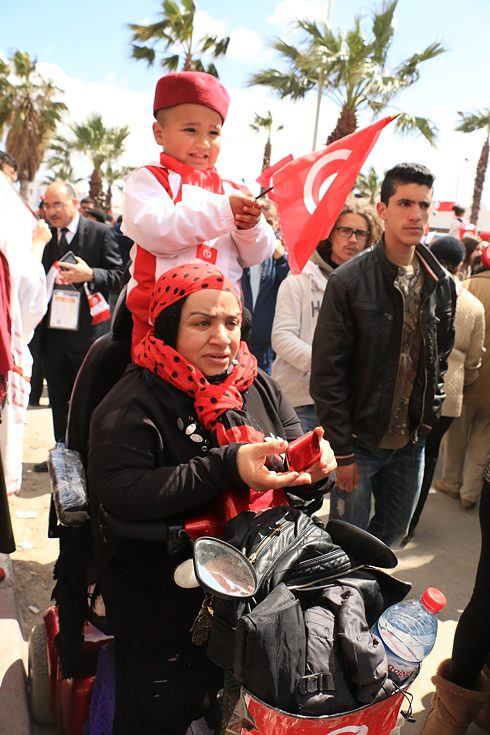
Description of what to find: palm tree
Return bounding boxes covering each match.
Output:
[249,1,444,149]
[43,135,81,184]
[128,0,229,76]
[356,166,382,203]
[104,162,134,212]
[249,111,284,179]
[456,109,490,226]
[0,51,66,198]
[70,115,130,207]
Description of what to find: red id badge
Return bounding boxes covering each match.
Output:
[196,244,217,264]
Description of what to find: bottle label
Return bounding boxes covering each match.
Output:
[385,651,417,685]
[372,621,418,685]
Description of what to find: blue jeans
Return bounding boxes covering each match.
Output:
[294,404,318,433]
[328,437,426,547]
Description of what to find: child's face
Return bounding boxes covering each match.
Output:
[153,103,222,171]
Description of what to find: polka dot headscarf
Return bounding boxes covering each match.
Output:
[148,263,241,327]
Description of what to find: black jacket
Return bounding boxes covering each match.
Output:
[88,365,333,580]
[41,215,124,349]
[310,239,456,457]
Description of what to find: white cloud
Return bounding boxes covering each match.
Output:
[267,0,329,29]
[193,9,228,40]
[227,27,265,61]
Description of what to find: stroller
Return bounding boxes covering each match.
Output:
[26,288,417,735]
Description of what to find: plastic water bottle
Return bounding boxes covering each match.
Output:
[372,587,447,685]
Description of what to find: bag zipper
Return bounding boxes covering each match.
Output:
[259,525,321,590]
[288,563,366,590]
[248,519,291,564]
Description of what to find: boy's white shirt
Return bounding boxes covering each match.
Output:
[122,164,275,289]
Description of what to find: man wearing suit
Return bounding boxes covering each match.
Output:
[34,181,123,471]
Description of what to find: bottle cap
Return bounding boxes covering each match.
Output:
[421,587,447,613]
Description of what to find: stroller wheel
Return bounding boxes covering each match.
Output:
[27,621,56,724]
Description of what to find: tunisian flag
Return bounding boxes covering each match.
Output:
[256,154,293,190]
[272,115,396,274]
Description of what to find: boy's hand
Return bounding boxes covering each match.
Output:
[229,194,263,230]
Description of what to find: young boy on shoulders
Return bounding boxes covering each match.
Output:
[122,71,276,349]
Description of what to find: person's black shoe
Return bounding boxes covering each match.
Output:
[33,460,49,473]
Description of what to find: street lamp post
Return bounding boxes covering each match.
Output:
[311,0,333,151]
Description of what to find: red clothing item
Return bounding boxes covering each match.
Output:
[127,153,226,351]
[0,251,13,403]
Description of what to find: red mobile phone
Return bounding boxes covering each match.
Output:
[286,430,321,473]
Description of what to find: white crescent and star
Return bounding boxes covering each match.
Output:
[303,148,352,214]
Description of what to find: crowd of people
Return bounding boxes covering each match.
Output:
[1,70,490,735]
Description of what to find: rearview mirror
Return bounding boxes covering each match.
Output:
[193,537,258,600]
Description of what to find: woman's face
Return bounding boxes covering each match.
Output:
[470,242,483,264]
[330,212,370,266]
[176,289,241,376]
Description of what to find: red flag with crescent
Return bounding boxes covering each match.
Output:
[256,154,293,190]
[272,115,396,274]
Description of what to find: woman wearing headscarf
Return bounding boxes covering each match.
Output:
[87,262,336,735]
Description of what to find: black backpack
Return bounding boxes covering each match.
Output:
[206,507,408,714]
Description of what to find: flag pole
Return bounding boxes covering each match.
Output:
[255,186,273,200]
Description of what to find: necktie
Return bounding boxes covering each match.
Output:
[58,227,69,255]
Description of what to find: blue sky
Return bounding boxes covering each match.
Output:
[2,0,490,217]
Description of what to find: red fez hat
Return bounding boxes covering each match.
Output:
[153,71,230,122]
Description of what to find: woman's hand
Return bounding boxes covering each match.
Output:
[307,427,337,483]
[237,439,312,491]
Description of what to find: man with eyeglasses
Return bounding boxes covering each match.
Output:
[311,162,456,547]
[33,181,123,472]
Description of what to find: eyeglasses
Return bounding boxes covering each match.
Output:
[42,201,69,211]
[334,226,369,242]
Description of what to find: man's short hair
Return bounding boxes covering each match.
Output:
[47,181,77,199]
[380,162,435,204]
[0,151,18,172]
[81,196,95,205]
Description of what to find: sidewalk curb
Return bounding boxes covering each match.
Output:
[0,553,33,735]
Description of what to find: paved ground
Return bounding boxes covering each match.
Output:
[0,398,487,734]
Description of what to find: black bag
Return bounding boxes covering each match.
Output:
[207,506,353,670]
[207,506,410,716]
[233,583,306,712]
[225,506,354,600]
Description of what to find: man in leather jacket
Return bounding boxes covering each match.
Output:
[310,162,456,547]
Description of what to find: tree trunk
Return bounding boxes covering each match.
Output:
[262,138,271,173]
[326,106,358,145]
[19,178,30,202]
[105,184,112,213]
[470,134,489,226]
[89,167,104,208]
